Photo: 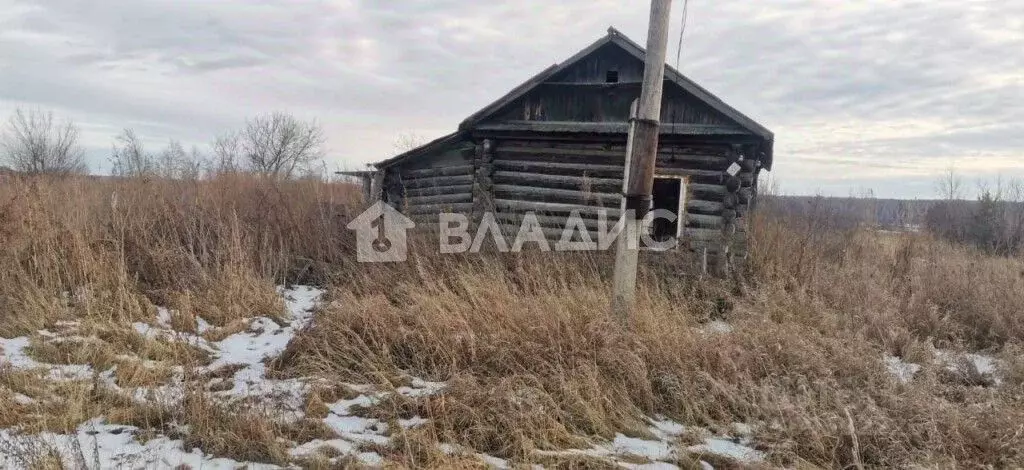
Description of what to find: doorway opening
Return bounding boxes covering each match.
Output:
[649,176,685,242]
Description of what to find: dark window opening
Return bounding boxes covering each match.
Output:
[649,177,682,242]
[605,70,619,83]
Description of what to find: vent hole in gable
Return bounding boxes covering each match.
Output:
[605,70,619,83]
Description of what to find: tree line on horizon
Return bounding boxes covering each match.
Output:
[0,108,326,179]
[4,108,1023,256]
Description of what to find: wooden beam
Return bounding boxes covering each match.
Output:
[684,213,723,228]
[493,159,624,175]
[493,198,621,218]
[401,165,474,178]
[686,199,724,213]
[492,184,621,206]
[497,145,623,158]
[405,184,473,198]
[493,170,623,189]
[406,193,473,206]
[402,175,474,189]
[406,202,474,215]
[688,183,726,196]
[494,212,601,231]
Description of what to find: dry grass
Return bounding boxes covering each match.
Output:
[275,209,1024,467]
[2,173,1024,467]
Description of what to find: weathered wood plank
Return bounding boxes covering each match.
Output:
[688,183,726,196]
[493,198,620,218]
[401,165,474,178]
[496,223,593,241]
[494,212,601,231]
[655,168,754,185]
[402,175,474,189]
[405,184,473,198]
[497,145,623,158]
[406,202,474,215]
[493,170,623,189]
[492,184,621,206]
[495,144,730,168]
[493,159,624,175]
[406,193,473,206]
[686,199,724,213]
[684,213,723,228]
[656,153,729,167]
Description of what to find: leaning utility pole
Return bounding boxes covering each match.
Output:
[612,0,673,321]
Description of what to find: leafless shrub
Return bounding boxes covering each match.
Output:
[210,133,241,175]
[219,112,325,179]
[0,108,87,175]
[110,130,204,180]
[157,140,205,180]
[393,131,428,153]
[110,129,155,178]
[925,171,1024,255]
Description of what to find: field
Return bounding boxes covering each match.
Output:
[1,174,1023,469]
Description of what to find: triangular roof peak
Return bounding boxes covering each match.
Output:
[459,27,772,141]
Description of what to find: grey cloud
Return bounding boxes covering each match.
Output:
[0,0,1020,195]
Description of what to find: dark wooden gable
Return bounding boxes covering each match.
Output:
[479,42,741,131]
[460,28,773,143]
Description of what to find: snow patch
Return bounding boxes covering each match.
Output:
[688,438,765,463]
[613,434,673,460]
[936,350,1003,385]
[0,419,279,470]
[0,336,94,381]
[884,355,921,384]
[698,320,733,334]
[536,418,763,468]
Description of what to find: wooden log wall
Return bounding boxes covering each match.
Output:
[485,138,757,250]
[388,148,476,227]
[489,139,620,240]
[386,137,759,256]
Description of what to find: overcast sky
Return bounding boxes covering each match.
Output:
[1,0,1021,198]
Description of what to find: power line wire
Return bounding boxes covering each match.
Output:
[674,0,689,71]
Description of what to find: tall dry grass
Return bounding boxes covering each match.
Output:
[0,174,361,336]
[2,173,1023,467]
[274,199,1024,468]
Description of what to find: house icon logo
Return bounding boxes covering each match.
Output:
[346,201,415,263]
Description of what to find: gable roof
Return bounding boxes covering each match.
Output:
[459,27,773,140]
[373,130,466,169]
[375,27,775,170]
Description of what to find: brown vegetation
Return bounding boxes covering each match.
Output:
[0,172,1023,468]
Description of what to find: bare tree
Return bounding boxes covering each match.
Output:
[0,108,87,175]
[210,132,241,174]
[156,139,204,179]
[110,129,155,177]
[936,166,964,200]
[393,131,428,153]
[230,112,325,178]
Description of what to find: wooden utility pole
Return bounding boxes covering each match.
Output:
[612,0,673,320]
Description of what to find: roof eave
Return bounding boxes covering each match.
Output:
[372,130,466,169]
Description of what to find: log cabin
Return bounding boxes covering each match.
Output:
[354,27,773,270]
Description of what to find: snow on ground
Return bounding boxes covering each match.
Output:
[0,419,278,470]
[1,286,771,469]
[884,354,922,383]
[936,349,1003,385]
[883,350,1003,386]
[0,336,94,381]
[205,286,324,408]
[697,320,733,334]
[537,416,764,469]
